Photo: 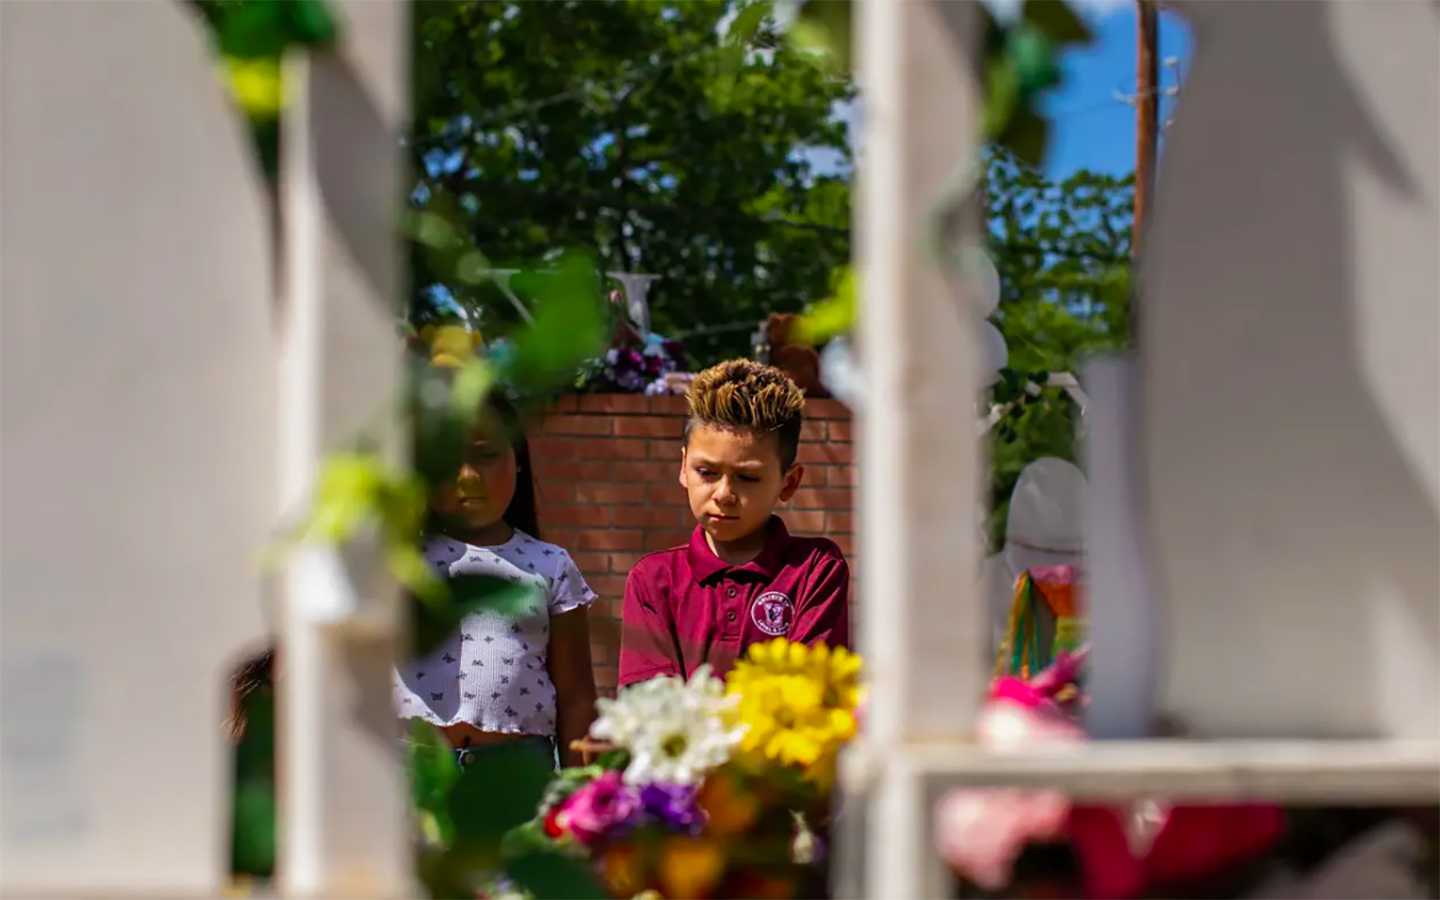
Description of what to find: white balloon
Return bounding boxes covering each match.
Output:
[979,320,1008,384]
[820,336,863,410]
[965,248,1001,318]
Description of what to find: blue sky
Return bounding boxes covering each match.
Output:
[1036,1,1192,178]
[817,1,1192,180]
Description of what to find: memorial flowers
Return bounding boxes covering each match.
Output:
[500,638,861,899]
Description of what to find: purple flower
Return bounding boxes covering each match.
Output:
[639,782,705,835]
[552,771,640,846]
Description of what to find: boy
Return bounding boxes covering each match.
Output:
[617,359,851,687]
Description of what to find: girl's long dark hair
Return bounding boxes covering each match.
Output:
[488,393,542,541]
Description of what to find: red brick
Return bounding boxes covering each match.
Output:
[649,396,688,415]
[545,526,579,549]
[543,415,613,436]
[800,421,827,442]
[544,505,610,528]
[590,640,614,666]
[649,439,682,460]
[798,442,853,465]
[578,394,650,414]
[613,461,677,483]
[614,416,682,438]
[554,395,579,413]
[648,486,685,506]
[529,437,577,460]
[608,551,642,573]
[644,529,693,551]
[611,506,691,529]
[584,438,649,460]
[827,512,855,533]
[535,460,612,482]
[588,574,628,598]
[799,465,827,486]
[828,420,853,442]
[570,551,609,575]
[576,529,644,551]
[535,482,573,506]
[575,482,644,505]
[783,511,827,533]
[805,398,851,420]
[791,487,853,510]
[826,465,857,487]
[831,534,855,556]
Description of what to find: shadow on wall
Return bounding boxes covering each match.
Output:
[1143,0,1439,739]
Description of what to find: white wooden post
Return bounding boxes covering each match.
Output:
[849,0,984,897]
[851,0,1439,819]
[0,2,272,894]
[276,2,414,896]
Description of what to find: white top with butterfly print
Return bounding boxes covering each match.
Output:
[393,531,597,736]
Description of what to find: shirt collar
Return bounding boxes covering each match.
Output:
[687,516,791,583]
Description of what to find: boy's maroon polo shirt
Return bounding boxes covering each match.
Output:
[617,517,851,687]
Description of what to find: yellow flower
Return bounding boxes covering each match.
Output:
[724,639,862,782]
[658,837,726,900]
[222,57,286,118]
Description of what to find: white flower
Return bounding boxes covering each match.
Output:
[590,665,746,785]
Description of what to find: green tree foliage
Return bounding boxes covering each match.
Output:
[985,148,1134,547]
[410,0,853,362]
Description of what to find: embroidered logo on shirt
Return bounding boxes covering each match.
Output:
[751,591,795,636]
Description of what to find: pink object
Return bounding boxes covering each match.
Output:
[550,771,639,847]
[936,788,1071,891]
[1028,565,1079,587]
[936,651,1089,888]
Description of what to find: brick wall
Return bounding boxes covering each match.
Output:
[532,393,856,696]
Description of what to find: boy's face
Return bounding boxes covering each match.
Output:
[680,424,804,545]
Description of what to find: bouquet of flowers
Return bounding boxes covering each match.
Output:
[499,638,862,900]
[578,335,687,395]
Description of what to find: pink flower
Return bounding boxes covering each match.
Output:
[550,771,640,846]
[936,788,1071,891]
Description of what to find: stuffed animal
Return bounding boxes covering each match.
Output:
[765,313,827,397]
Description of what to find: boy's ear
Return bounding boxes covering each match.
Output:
[678,446,689,489]
[778,464,805,502]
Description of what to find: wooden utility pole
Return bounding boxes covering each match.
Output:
[1133,0,1160,259]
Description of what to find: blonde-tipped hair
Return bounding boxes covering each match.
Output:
[685,359,807,470]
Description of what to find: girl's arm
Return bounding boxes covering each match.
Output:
[548,606,597,768]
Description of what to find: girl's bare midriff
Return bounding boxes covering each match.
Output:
[436,722,544,749]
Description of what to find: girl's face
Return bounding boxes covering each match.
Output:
[432,430,518,534]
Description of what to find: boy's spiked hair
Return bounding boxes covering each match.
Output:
[685,359,807,471]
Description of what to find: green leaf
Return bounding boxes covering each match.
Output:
[1020,0,1094,47]
[983,57,1022,140]
[790,0,853,73]
[288,0,340,47]
[1007,26,1061,97]
[407,720,461,848]
[729,1,772,42]
[1000,106,1050,170]
[504,253,608,392]
[795,265,855,343]
[595,748,631,771]
[506,850,609,900]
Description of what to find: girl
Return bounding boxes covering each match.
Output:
[394,394,598,770]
